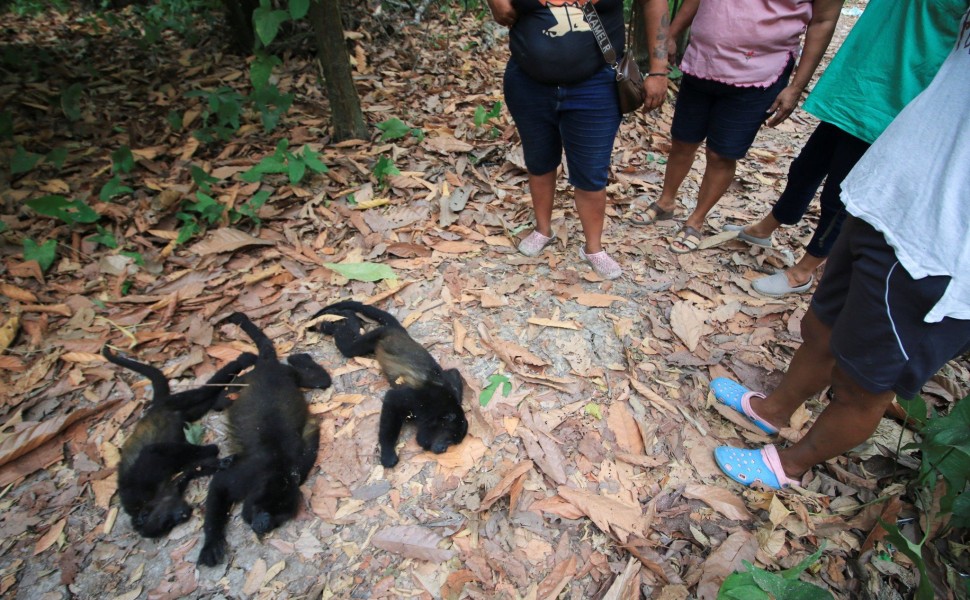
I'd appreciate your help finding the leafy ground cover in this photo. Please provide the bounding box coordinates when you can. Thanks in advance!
[0,2,967,599]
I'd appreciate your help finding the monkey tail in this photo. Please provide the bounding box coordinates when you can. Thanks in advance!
[314,300,404,329]
[102,346,171,401]
[227,312,278,361]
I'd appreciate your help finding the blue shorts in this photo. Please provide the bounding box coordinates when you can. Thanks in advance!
[670,60,794,160]
[503,59,622,191]
[812,217,970,399]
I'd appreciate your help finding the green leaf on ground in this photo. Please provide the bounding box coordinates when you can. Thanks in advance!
[324,262,397,282]
[23,239,57,272]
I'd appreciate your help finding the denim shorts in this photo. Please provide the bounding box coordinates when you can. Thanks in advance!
[503,59,622,191]
[812,217,970,399]
[670,59,794,159]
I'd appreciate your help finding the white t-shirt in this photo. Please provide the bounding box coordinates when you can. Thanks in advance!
[840,10,970,323]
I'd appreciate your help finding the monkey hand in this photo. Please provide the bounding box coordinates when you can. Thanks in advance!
[380,449,399,468]
[198,538,227,567]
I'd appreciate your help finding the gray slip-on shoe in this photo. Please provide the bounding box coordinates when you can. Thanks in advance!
[724,224,772,248]
[752,272,814,297]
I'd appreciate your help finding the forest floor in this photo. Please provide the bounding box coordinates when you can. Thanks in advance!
[1,1,968,599]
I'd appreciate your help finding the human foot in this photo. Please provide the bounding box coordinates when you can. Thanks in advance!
[752,271,814,297]
[517,230,555,257]
[579,247,622,279]
[710,377,779,434]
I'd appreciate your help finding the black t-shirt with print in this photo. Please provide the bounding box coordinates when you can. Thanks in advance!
[509,0,625,85]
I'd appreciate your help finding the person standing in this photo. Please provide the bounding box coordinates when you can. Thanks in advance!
[711,9,970,489]
[727,0,970,296]
[487,0,669,279]
[629,0,842,254]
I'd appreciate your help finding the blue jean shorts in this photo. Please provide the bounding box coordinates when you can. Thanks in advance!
[670,59,794,159]
[503,59,622,191]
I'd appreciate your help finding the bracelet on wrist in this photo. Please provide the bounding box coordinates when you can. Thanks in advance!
[646,72,668,77]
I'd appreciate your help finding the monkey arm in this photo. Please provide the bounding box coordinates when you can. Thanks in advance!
[296,418,321,484]
[198,469,238,566]
[379,390,414,468]
[287,354,332,389]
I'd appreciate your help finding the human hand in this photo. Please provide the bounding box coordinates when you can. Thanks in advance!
[487,0,517,27]
[666,37,678,65]
[765,85,802,127]
[642,75,667,111]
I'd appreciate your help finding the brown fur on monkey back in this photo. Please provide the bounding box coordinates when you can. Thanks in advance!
[375,329,439,389]
[119,410,184,473]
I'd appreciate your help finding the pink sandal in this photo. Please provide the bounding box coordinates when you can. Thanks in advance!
[518,230,555,257]
[580,247,622,280]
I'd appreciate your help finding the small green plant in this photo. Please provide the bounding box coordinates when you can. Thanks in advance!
[25,195,99,225]
[10,145,42,175]
[120,250,145,266]
[377,118,424,142]
[185,87,247,142]
[100,176,134,201]
[23,239,57,272]
[241,139,328,185]
[46,147,68,170]
[372,156,400,190]
[473,101,503,138]
[250,84,294,133]
[479,374,511,407]
[88,225,118,249]
[884,393,970,600]
[230,189,272,226]
[60,82,84,122]
[718,545,832,600]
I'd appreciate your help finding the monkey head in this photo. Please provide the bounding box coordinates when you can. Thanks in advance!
[415,368,468,455]
[129,489,193,538]
[242,472,301,536]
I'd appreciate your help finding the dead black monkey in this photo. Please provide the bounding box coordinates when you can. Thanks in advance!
[197,312,331,567]
[311,300,468,468]
[103,346,257,538]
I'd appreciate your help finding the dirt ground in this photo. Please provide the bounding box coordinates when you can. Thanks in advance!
[1,1,967,598]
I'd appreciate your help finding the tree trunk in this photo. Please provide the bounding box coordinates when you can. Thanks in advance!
[222,0,259,54]
[308,0,368,142]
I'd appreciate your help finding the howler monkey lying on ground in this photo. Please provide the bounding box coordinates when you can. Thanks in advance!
[103,346,257,538]
[311,300,468,468]
[197,312,331,567]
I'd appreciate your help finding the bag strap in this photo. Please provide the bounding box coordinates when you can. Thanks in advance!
[581,1,618,67]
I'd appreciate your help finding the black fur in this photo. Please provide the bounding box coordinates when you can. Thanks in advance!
[311,300,468,468]
[103,346,257,538]
[197,312,331,567]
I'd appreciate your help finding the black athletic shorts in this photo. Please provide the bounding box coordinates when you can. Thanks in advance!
[811,216,970,399]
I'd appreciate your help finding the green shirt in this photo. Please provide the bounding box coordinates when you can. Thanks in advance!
[803,0,969,143]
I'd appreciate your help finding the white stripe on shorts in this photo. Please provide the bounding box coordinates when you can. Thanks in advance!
[885,261,910,361]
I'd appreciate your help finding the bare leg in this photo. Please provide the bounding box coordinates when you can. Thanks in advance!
[655,139,702,213]
[786,254,826,287]
[778,366,895,477]
[749,308,836,427]
[575,188,607,254]
[528,171,557,237]
[683,148,737,231]
[744,213,782,238]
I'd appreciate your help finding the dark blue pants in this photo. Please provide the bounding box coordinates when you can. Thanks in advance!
[771,121,871,258]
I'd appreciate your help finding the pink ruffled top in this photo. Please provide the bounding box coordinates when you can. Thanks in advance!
[681,0,813,88]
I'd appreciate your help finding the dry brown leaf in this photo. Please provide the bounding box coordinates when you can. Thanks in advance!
[424,135,474,154]
[0,399,120,468]
[486,338,549,367]
[767,494,791,526]
[0,284,37,303]
[528,496,586,520]
[669,301,704,351]
[696,530,758,600]
[431,240,482,254]
[601,557,641,600]
[558,486,644,542]
[371,525,455,562]
[697,230,739,250]
[0,315,19,353]
[242,559,268,595]
[606,402,645,455]
[628,377,678,415]
[60,351,104,363]
[527,317,581,330]
[573,293,626,307]
[188,228,274,255]
[33,518,66,555]
[480,292,508,308]
[537,555,578,600]
[683,484,753,521]
[479,460,534,511]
